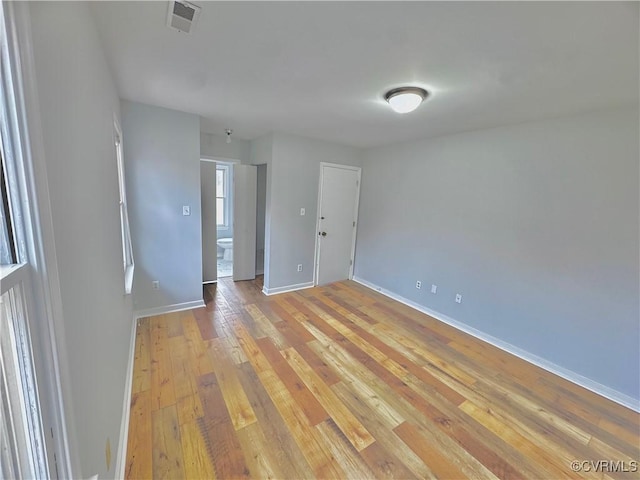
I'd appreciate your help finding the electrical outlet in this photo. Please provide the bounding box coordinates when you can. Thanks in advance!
[300,208,305,216]
[415,280,421,289]
[297,264,303,272]
[152,280,160,290]
[455,293,462,304]
[431,284,437,294]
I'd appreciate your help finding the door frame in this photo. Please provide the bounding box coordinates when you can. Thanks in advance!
[313,162,362,286]
[200,156,241,284]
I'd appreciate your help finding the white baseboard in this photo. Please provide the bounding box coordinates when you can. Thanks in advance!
[262,281,314,296]
[352,276,640,413]
[133,299,205,319]
[114,318,137,479]
[202,280,217,285]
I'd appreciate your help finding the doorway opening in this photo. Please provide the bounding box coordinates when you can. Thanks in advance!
[216,162,233,278]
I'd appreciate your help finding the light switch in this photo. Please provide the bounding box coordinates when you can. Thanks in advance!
[182,205,191,216]
[300,208,305,216]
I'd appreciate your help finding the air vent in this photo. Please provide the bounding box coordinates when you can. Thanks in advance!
[166,1,201,34]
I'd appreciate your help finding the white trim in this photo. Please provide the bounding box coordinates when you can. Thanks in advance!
[314,162,361,286]
[262,281,314,296]
[352,276,640,413]
[202,280,217,285]
[200,155,242,164]
[133,299,205,320]
[114,318,137,480]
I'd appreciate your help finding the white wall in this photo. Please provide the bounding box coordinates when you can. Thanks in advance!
[355,107,640,401]
[122,101,202,312]
[264,133,362,292]
[29,2,134,477]
[201,131,250,163]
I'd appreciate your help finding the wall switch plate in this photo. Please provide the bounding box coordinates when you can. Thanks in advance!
[415,281,421,289]
[297,264,303,272]
[152,281,160,290]
[182,205,191,216]
[300,208,305,216]
[455,293,462,304]
[431,284,438,294]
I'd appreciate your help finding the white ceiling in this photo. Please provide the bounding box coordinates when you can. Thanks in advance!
[91,1,639,148]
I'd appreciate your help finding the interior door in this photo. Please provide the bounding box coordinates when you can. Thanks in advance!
[316,164,361,285]
[233,164,257,281]
[200,161,217,283]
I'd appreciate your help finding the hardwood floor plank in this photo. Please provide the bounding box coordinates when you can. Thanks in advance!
[151,405,184,479]
[180,420,217,480]
[193,306,218,341]
[256,337,329,426]
[235,422,286,480]
[125,390,152,480]
[125,277,639,479]
[197,372,250,479]
[236,362,315,479]
[315,418,377,479]
[150,316,175,411]
[281,346,375,452]
[208,338,258,431]
[131,318,151,394]
[394,421,468,480]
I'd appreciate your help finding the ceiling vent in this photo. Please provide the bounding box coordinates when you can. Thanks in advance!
[166,1,201,34]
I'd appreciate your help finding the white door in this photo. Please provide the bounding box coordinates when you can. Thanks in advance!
[315,164,361,285]
[200,161,217,283]
[233,164,257,281]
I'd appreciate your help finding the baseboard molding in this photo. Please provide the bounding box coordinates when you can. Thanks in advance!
[202,280,217,285]
[114,317,138,479]
[262,281,314,296]
[134,299,205,319]
[352,276,640,413]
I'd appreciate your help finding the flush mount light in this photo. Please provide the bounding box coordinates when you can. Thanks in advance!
[384,87,429,114]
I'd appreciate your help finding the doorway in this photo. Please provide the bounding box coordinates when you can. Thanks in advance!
[215,162,233,278]
[314,163,361,285]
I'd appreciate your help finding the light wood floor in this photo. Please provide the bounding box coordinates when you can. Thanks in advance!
[125,277,639,479]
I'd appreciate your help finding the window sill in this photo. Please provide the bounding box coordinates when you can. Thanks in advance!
[124,264,134,295]
[1,263,28,295]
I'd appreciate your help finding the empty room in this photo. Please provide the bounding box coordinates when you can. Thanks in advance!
[0,1,638,479]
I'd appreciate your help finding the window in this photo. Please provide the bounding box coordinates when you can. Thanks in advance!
[1,89,47,480]
[114,123,134,294]
[216,165,229,227]
[1,3,70,477]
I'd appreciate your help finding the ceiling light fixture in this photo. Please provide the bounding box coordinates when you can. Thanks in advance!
[225,128,233,144]
[384,86,428,114]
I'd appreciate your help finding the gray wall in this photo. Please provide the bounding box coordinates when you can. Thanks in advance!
[265,133,362,291]
[355,107,640,400]
[122,101,202,311]
[201,131,250,163]
[29,2,134,477]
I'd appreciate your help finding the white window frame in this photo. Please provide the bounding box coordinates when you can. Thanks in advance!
[114,119,134,294]
[216,164,230,229]
[0,3,74,477]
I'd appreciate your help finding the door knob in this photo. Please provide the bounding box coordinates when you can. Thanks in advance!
[320,232,327,236]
